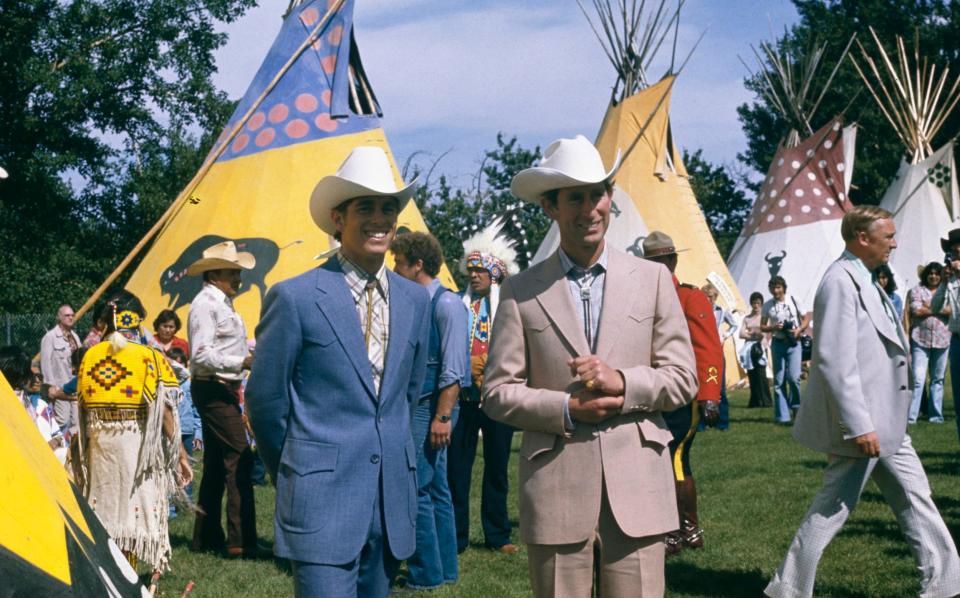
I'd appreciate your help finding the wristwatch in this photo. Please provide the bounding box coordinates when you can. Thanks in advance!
[435,414,452,423]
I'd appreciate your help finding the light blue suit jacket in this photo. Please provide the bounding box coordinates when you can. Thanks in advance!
[246,258,430,564]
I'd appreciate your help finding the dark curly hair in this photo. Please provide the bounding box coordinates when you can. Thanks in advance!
[390,232,444,278]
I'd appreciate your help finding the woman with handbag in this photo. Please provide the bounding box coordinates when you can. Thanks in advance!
[740,292,772,408]
[760,276,811,423]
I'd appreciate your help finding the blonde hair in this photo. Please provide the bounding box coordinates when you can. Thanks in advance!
[841,205,892,241]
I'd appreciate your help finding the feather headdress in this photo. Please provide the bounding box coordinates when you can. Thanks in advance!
[460,217,519,281]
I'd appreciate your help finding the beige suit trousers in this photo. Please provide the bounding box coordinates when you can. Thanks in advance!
[526,486,665,598]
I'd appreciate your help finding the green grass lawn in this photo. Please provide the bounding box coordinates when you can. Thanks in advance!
[157,389,959,597]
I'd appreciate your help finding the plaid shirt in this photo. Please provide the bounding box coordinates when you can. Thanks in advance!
[338,252,390,393]
[909,284,950,349]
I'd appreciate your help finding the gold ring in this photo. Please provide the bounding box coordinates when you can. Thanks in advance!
[585,379,596,390]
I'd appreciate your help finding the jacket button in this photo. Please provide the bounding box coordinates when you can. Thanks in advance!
[370,454,380,464]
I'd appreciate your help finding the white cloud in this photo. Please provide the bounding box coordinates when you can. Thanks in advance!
[212,0,799,179]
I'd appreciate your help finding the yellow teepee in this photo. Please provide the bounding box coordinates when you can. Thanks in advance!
[0,372,145,595]
[536,2,745,384]
[80,0,451,330]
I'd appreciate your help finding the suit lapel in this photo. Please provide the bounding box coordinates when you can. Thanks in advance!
[595,250,637,361]
[839,260,904,352]
[535,252,591,357]
[381,271,412,399]
[315,261,377,400]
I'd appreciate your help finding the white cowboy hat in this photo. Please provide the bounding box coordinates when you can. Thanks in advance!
[0,166,8,179]
[186,240,256,276]
[310,146,418,235]
[510,135,621,204]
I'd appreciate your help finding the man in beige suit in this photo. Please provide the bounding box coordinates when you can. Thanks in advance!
[483,135,698,597]
[766,206,960,598]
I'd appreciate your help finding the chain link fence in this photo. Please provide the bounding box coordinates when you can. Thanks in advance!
[1,313,94,355]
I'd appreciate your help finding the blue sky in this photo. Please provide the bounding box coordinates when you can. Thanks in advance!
[214,0,800,186]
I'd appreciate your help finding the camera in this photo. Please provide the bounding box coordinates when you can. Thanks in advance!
[945,252,956,264]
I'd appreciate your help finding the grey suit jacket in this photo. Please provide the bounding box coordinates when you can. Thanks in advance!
[793,258,912,458]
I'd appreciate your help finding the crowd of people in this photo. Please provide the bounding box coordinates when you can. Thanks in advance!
[4,135,960,597]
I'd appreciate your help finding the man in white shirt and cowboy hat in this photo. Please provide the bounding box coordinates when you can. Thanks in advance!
[186,240,260,558]
[483,135,697,597]
[246,147,431,597]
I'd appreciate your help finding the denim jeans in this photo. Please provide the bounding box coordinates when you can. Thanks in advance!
[407,395,459,589]
[771,337,802,423]
[909,343,948,422]
[950,335,960,442]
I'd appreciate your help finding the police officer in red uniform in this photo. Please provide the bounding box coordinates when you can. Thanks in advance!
[642,231,723,556]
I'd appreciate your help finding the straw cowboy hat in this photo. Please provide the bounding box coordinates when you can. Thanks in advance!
[186,240,256,276]
[310,146,418,236]
[641,231,689,258]
[510,135,621,204]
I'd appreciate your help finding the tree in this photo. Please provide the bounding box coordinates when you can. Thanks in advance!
[684,149,752,259]
[411,134,545,288]
[0,0,254,313]
[737,0,960,204]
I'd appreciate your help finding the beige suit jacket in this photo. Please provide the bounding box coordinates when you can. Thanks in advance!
[482,248,698,545]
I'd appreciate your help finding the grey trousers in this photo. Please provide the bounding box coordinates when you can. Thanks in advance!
[766,435,960,598]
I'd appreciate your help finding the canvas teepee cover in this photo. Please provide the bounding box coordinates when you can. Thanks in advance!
[534,3,745,384]
[852,29,960,290]
[84,0,450,329]
[727,34,857,308]
[0,374,145,596]
[727,118,857,308]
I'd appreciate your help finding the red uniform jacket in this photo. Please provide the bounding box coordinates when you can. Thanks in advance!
[674,276,723,403]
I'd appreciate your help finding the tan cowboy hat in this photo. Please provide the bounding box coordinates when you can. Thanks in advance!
[310,146,418,236]
[641,231,689,258]
[510,135,621,204]
[186,240,256,276]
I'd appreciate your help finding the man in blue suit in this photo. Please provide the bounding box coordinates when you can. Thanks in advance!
[246,147,430,598]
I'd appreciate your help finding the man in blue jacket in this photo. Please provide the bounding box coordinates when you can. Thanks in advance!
[246,147,430,598]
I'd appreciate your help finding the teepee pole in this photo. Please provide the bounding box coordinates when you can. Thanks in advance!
[76,0,347,319]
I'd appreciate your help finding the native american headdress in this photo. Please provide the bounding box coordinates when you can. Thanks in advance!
[461,218,519,324]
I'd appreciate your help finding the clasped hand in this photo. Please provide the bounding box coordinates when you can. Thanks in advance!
[567,355,626,424]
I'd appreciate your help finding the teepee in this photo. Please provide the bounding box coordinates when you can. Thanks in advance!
[78,0,451,329]
[727,34,857,310]
[851,28,960,290]
[533,0,746,384]
[0,374,145,596]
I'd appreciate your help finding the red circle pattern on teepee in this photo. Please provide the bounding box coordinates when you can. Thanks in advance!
[315,113,338,132]
[321,89,332,106]
[295,93,318,113]
[285,119,309,139]
[247,112,265,131]
[268,104,289,124]
[321,55,337,75]
[255,128,276,147]
[232,134,249,153]
[300,7,319,26]
[742,119,848,236]
[329,25,343,45]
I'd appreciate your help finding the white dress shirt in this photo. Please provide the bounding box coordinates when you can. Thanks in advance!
[188,282,248,381]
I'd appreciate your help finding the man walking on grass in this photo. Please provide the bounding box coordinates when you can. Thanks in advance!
[766,205,960,598]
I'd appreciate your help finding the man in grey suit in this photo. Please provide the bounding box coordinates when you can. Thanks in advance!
[766,205,960,598]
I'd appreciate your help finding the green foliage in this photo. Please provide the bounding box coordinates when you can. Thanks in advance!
[684,149,752,259]
[0,0,253,313]
[412,134,547,288]
[737,0,960,204]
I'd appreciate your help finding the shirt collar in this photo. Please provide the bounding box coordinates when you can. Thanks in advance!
[841,250,873,285]
[338,251,389,297]
[558,244,608,276]
[426,278,442,298]
[202,282,229,303]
